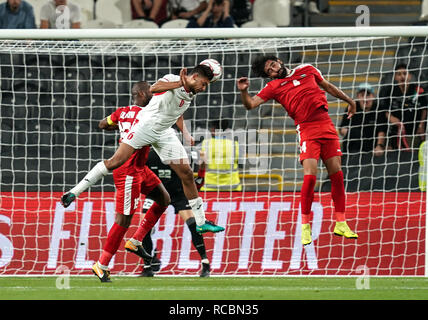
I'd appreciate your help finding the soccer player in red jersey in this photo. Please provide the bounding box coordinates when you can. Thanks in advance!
[237,55,358,246]
[91,81,170,282]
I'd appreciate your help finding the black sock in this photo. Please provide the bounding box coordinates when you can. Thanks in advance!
[142,231,153,266]
[186,217,207,261]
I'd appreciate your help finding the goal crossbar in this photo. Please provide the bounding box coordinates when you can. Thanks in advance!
[0,26,427,40]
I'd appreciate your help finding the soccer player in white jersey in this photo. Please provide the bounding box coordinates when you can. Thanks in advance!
[61,65,224,234]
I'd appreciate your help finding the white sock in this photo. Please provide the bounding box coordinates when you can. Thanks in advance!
[70,161,110,196]
[201,258,209,265]
[130,238,142,246]
[188,197,205,226]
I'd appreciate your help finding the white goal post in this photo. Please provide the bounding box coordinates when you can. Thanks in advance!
[0,26,427,277]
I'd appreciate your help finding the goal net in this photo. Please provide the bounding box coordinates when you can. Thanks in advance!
[0,31,426,276]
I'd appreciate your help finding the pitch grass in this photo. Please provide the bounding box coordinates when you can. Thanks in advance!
[0,277,427,300]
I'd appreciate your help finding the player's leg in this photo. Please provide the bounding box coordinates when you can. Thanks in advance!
[323,154,358,239]
[153,130,224,234]
[93,167,144,282]
[127,182,170,246]
[61,143,136,207]
[179,209,211,277]
[126,167,170,260]
[300,158,318,246]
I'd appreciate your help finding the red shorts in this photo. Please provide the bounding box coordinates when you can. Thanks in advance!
[297,119,342,162]
[113,165,161,216]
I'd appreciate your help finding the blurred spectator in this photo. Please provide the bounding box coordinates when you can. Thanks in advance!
[169,0,207,20]
[379,63,427,151]
[187,0,235,28]
[0,0,36,29]
[40,0,81,29]
[201,119,241,192]
[339,83,387,157]
[294,0,320,14]
[229,0,252,27]
[131,0,169,26]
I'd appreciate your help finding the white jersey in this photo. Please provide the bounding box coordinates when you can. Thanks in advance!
[136,74,194,133]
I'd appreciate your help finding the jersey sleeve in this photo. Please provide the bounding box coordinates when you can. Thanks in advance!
[109,107,124,124]
[256,82,275,102]
[159,74,180,82]
[309,65,324,83]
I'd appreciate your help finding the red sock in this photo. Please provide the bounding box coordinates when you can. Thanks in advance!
[132,202,167,242]
[300,175,316,224]
[330,171,346,221]
[99,223,128,266]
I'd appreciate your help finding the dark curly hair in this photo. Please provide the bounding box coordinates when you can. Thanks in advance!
[251,55,279,78]
[190,64,214,82]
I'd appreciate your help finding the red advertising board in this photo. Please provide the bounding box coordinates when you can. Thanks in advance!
[0,192,425,276]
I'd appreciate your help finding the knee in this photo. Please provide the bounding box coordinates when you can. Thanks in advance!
[160,191,171,207]
[115,214,132,228]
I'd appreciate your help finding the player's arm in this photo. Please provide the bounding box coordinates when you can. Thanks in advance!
[98,115,118,131]
[194,150,206,190]
[318,79,356,119]
[176,115,195,146]
[150,69,187,93]
[237,77,265,110]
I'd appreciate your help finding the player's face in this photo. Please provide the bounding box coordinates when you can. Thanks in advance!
[133,89,152,107]
[264,60,288,79]
[189,74,210,94]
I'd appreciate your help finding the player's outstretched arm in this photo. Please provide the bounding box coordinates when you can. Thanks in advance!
[319,79,356,119]
[150,68,187,93]
[237,77,265,110]
[99,116,118,131]
[176,115,195,146]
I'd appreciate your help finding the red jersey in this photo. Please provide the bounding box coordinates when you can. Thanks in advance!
[109,106,150,170]
[257,64,330,126]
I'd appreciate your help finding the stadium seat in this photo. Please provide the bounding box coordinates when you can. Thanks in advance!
[95,0,127,26]
[113,0,132,24]
[82,18,118,29]
[122,19,159,28]
[161,19,189,28]
[240,20,276,28]
[254,0,291,27]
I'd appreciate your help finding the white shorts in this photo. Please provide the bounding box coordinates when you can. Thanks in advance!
[122,125,188,162]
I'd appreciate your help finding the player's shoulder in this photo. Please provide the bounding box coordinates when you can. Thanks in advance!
[294,63,318,72]
[159,73,180,82]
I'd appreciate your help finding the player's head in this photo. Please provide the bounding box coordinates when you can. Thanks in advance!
[187,64,214,94]
[132,81,152,107]
[394,63,411,86]
[251,55,288,79]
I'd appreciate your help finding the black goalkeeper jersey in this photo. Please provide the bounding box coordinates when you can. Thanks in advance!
[146,149,183,194]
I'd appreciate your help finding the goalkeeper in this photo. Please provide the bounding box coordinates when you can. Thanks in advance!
[237,56,358,246]
[135,147,211,277]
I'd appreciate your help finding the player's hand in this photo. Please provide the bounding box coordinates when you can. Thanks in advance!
[179,68,188,87]
[237,77,249,91]
[183,131,195,146]
[347,100,357,119]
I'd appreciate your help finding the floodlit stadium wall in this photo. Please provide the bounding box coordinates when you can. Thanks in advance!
[0,27,427,276]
